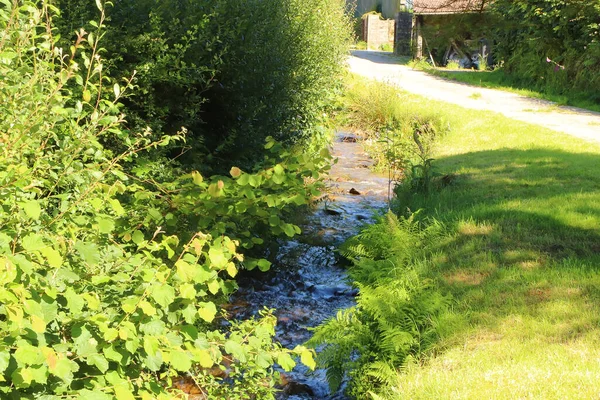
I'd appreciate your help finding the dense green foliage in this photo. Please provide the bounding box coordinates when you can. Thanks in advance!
[53,0,352,172]
[0,0,351,397]
[309,214,448,399]
[417,1,599,105]
[491,0,600,100]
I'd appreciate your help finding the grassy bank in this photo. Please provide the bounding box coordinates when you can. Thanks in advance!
[412,63,600,113]
[392,94,600,399]
[326,75,600,398]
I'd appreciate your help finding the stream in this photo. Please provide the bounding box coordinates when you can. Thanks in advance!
[232,132,389,398]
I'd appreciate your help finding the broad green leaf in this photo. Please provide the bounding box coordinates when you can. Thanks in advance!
[143,337,162,371]
[21,200,41,220]
[72,325,98,357]
[0,232,12,251]
[272,173,286,184]
[151,284,175,308]
[114,385,135,400]
[74,241,100,266]
[175,260,196,282]
[96,216,115,234]
[170,350,192,372]
[224,340,246,363]
[0,350,10,373]
[248,175,262,188]
[226,262,238,277]
[256,352,272,369]
[140,320,165,336]
[78,389,111,400]
[31,315,46,333]
[139,301,156,316]
[40,247,63,268]
[257,259,271,272]
[103,328,119,342]
[268,215,280,227]
[208,247,228,269]
[300,348,316,370]
[132,230,144,244]
[64,288,85,314]
[277,352,296,372]
[207,279,220,295]
[22,233,45,252]
[197,349,213,368]
[103,344,124,363]
[283,223,296,237]
[179,283,196,299]
[197,302,217,323]
[237,174,250,186]
[121,297,138,313]
[82,293,100,310]
[0,257,17,284]
[14,341,45,366]
[87,353,109,373]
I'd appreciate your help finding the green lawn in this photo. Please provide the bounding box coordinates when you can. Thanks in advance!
[387,95,600,398]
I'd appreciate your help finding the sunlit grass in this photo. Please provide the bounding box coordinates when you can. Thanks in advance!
[355,82,600,398]
[418,66,600,113]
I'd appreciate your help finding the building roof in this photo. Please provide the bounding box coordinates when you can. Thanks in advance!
[413,0,487,14]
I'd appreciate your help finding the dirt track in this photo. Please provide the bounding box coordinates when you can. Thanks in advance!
[348,51,600,143]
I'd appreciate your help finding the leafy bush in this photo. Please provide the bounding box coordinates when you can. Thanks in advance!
[0,2,322,398]
[53,0,352,172]
[309,213,448,398]
[491,0,600,101]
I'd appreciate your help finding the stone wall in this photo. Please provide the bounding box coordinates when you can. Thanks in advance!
[362,14,395,50]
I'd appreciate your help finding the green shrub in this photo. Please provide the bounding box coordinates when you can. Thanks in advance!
[491,0,600,101]
[53,0,352,172]
[309,213,448,398]
[0,2,322,398]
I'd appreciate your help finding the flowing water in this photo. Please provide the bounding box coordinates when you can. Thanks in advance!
[232,132,389,398]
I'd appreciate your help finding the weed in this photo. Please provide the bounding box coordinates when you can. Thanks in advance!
[445,60,460,70]
[379,43,393,52]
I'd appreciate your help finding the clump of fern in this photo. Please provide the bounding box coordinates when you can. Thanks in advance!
[309,213,449,398]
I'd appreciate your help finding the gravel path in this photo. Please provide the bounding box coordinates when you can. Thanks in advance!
[348,50,600,143]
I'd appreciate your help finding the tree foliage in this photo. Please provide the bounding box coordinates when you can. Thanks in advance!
[491,0,600,99]
[52,0,352,172]
[0,1,334,397]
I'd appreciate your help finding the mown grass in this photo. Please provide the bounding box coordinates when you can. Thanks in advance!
[345,75,600,398]
[410,62,600,113]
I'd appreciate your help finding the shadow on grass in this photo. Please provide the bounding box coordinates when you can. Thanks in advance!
[396,147,600,342]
